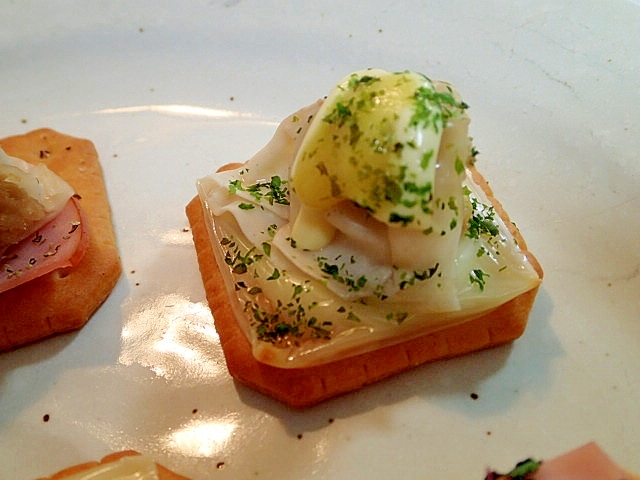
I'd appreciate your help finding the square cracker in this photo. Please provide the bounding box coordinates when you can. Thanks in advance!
[185,167,542,408]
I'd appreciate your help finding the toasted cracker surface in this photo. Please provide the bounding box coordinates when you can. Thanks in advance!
[37,450,190,480]
[186,166,542,408]
[0,129,121,351]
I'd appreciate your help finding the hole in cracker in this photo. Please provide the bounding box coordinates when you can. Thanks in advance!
[57,268,72,279]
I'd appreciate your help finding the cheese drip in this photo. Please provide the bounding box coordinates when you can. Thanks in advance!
[0,147,74,253]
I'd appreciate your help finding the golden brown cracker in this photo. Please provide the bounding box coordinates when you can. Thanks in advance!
[0,129,121,351]
[186,166,542,408]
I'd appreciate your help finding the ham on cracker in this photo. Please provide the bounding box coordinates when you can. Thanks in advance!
[0,129,121,351]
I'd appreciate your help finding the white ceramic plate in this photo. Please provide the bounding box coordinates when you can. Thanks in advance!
[1,1,639,478]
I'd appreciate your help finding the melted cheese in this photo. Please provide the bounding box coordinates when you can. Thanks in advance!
[197,70,540,368]
[290,69,470,257]
[0,147,74,252]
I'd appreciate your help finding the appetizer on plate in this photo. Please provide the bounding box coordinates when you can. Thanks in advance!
[187,68,543,407]
[485,442,640,480]
[36,450,189,480]
[0,129,121,351]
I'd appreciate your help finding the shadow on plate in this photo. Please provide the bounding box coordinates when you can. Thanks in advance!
[0,277,130,431]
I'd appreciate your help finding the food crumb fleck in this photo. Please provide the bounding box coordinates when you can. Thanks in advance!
[21,118,28,124]
[216,461,225,469]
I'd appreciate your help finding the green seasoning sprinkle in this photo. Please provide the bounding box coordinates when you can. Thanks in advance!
[324,101,353,127]
[507,459,542,478]
[410,84,467,132]
[229,175,290,207]
[487,458,542,479]
[267,267,280,280]
[398,264,440,290]
[385,312,409,324]
[317,256,368,292]
[421,150,434,169]
[221,237,264,275]
[347,73,380,90]
[388,212,415,226]
[220,237,333,343]
[464,187,500,240]
[469,268,489,291]
[246,280,332,343]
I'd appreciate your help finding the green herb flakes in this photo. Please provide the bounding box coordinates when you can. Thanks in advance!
[469,268,489,291]
[228,175,290,208]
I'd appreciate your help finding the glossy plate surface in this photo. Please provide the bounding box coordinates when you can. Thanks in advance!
[1,1,639,478]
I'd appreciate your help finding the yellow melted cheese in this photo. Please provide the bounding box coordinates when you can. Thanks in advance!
[291,69,470,254]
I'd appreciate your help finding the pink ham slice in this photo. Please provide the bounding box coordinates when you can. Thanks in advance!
[0,197,88,293]
[535,442,632,480]
[486,442,637,479]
